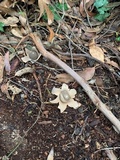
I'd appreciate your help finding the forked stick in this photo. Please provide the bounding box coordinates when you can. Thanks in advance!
[29,32,120,133]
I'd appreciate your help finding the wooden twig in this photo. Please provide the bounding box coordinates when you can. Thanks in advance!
[29,32,120,133]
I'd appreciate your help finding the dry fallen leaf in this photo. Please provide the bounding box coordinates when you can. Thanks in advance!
[11,27,23,38]
[0,16,19,26]
[19,14,31,34]
[4,51,11,75]
[22,0,35,4]
[15,67,34,77]
[1,82,22,101]
[47,147,54,160]
[105,57,120,70]
[47,25,55,42]
[1,83,11,99]
[19,14,27,26]
[95,77,103,87]
[44,3,54,25]
[83,24,105,33]
[89,39,104,62]
[78,67,95,81]
[38,0,54,25]
[79,0,95,17]
[0,5,18,16]
[10,58,20,73]
[55,67,95,83]
[0,55,4,83]
[8,83,22,101]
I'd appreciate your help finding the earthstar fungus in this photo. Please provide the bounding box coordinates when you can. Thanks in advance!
[50,83,81,113]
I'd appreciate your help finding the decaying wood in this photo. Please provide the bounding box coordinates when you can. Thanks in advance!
[29,32,120,133]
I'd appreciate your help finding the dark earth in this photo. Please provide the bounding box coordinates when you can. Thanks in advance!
[0,0,120,159]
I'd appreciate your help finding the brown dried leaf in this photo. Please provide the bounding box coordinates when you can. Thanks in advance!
[0,55,4,83]
[4,51,11,75]
[105,57,120,70]
[55,73,74,83]
[47,25,55,42]
[38,0,45,18]
[89,39,104,62]
[55,67,95,83]
[38,0,53,25]
[19,14,27,27]
[0,34,9,43]
[0,16,19,26]
[0,0,12,8]
[84,24,105,33]
[0,5,18,16]
[22,0,35,4]
[11,27,23,38]
[10,58,20,73]
[44,3,54,25]
[79,0,95,17]
[95,77,103,87]
[78,67,95,81]
[1,83,11,99]
[8,83,22,101]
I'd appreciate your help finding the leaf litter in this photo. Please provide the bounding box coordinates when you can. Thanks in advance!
[0,0,120,159]
[54,67,95,83]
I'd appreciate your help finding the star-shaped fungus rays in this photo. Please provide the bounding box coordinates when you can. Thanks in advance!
[50,83,81,113]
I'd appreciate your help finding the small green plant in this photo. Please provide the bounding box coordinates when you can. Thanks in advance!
[94,0,110,21]
[43,2,69,21]
[115,32,120,42]
[116,36,120,42]
[0,22,5,32]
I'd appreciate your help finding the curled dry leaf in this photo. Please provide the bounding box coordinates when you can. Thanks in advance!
[38,0,54,25]
[79,0,95,17]
[15,67,34,77]
[50,83,81,113]
[105,57,120,70]
[1,83,11,99]
[0,16,19,26]
[19,14,27,26]
[44,3,54,25]
[78,67,95,81]
[11,27,23,38]
[21,0,35,4]
[82,23,105,33]
[47,25,55,42]
[4,51,11,75]
[8,83,22,101]
[10,58,20,73]
[55,67,95,83]
[0,5,18,16]
[1,83,22,101]
[47,147,54,160]
[89,39,104,62]
[0,55,4,83]
[19,14,31,34]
